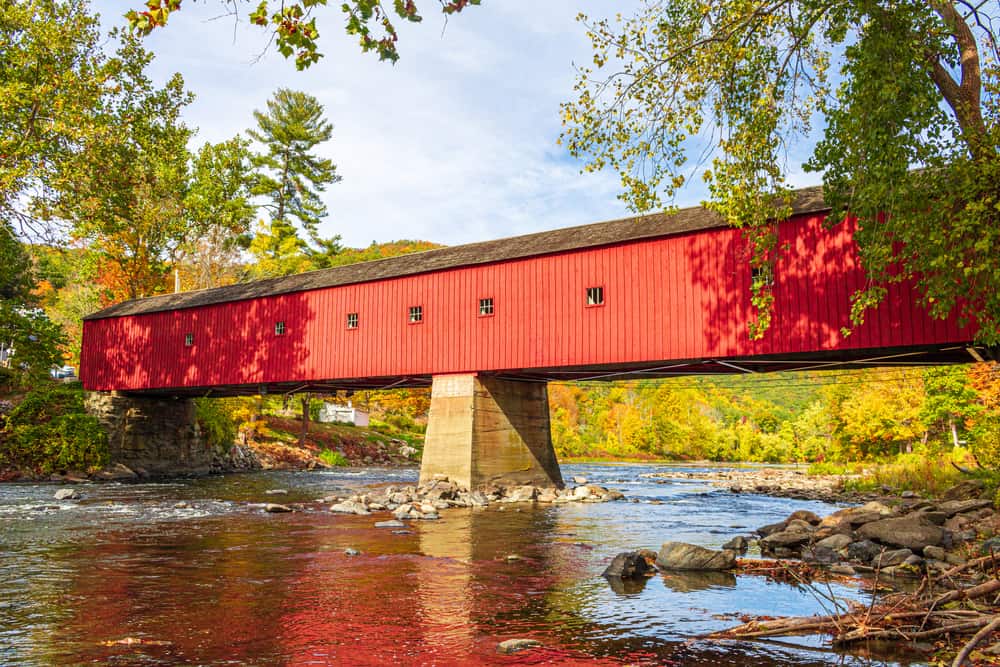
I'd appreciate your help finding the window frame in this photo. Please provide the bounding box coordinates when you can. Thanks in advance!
[408,305,423,325]
[274,321,286,336]
[478,297,495,318]
[184,332,194,347]
[586,285,605,308]
[346,312,359,330]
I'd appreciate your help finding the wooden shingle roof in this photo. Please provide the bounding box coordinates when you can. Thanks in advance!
[85,185,828,320]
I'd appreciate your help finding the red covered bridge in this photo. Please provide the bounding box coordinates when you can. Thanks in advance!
[80,186,980,487]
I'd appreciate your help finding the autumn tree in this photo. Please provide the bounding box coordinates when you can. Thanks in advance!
[248,88,342,277]
[126,0,481,69]
[46,34,193,302]
[561,2,1000,342]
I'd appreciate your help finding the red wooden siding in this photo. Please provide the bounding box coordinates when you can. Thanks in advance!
[80,212,973,392]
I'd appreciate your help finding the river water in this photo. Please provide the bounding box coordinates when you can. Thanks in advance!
[0,464,926,666]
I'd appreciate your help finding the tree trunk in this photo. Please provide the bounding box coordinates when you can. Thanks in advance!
[300,392,310,447]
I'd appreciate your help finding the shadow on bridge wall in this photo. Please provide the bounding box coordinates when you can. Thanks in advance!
[85,291,318,395]
[684,212,969,361]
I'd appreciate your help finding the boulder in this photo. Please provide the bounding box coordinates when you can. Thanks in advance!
[96,463,139,481]
[915,510,947,526]
[265,489,288,495]
[722,536,749,552]
[801,546,839,564]
[980,537,1000,555]
[857,516,944,550]
[602,552,654,579]
[497,639,542,655]
[941,479,986,501]
[264,503,293,513]
[572,476,588,485]
[816,534,853,551]
[787,509,821,525]
[572,486,592,500]
[53,488,79,501]
[375,520,406,528]
[656,542,736,571]
[505,486,538,502]
[923,545,946,561]
[847,539,883,564]
[330,500,371,516]
[874,548,913,567]
[760,530,812,549]
[937,499,993,517]
[756,521,787,537]
[785,519,815,533]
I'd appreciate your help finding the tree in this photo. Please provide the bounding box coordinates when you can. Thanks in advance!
[180,137,257,289]
[126,0,481,69]
[0,222,64,386]
[248,88,341,277]
[45,34,194,302]
[0,0,105,240]
[561,2,999,342]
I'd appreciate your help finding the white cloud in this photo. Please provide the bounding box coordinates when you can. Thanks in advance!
[92,1,823,248]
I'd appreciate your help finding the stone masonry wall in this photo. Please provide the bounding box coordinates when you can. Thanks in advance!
[84,391,212,476]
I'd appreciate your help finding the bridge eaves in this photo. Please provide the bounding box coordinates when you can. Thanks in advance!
[85,185,828,320]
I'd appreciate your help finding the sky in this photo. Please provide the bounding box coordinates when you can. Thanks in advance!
[92,1,822,249]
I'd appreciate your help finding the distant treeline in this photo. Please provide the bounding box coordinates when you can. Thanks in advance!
[549,364,1000,467]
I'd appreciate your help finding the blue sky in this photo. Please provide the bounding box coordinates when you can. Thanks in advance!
[94,1,822,248]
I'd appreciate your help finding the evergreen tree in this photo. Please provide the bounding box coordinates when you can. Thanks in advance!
[249,88,341,276]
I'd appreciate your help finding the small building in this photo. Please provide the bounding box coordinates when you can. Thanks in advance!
[317,401,369,427]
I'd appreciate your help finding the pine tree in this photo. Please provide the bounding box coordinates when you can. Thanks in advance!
[248,88,341,276]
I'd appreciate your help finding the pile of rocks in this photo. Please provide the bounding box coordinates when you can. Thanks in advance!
[325,475,626,520]
[751,497,996,577]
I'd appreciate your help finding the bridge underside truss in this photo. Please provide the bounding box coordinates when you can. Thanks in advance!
[119,343,989,399]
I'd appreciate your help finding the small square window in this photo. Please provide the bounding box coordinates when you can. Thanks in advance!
[586,286,604,307]
[479,297,494,317]
[751,265,775,287]
[275,321,286,336]
[409,305,423,324]
[184,332,194,347]
[346,312,359,329]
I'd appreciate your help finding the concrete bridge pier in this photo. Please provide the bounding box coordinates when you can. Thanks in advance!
[418,374,564,490]
[84,392,211,476]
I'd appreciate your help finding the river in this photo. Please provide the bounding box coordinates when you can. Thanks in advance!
[0,464,927,666]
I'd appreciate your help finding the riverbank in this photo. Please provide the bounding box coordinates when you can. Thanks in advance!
[644,466,863,502]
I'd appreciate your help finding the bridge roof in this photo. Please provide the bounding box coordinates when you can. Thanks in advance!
[85,185,828,320]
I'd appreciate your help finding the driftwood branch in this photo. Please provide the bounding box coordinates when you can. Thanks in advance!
[952,615,1000,667]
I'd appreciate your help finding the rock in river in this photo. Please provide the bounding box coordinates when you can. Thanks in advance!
[497,639,542,655]
[656,542,736,571]
[857,515,944,550]
[602,551,654,579]
[264,503,292,513]
[330,500,371,516]
[54,489,80,501]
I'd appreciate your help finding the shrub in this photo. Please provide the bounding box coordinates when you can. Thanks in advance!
[194,398,237,451]
[0,385,108,474]
[318,449,348,467]
[841,449,977,497]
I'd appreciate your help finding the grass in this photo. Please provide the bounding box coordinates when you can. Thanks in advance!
[318,449,349,467]
[838,449,998,499]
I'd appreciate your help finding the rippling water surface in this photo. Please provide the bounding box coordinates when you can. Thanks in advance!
[0,464,927,666]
